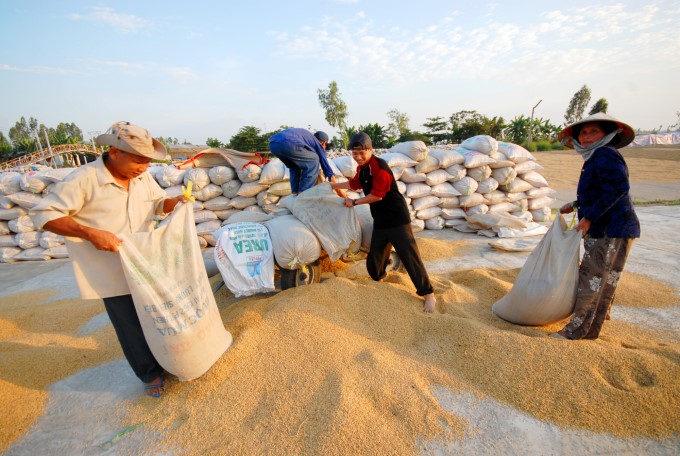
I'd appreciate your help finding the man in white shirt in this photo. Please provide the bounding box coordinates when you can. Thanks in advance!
[31,121,185,397]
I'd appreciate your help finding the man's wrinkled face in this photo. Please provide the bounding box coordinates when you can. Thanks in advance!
[108,148,151,180]
[351,147,372,166]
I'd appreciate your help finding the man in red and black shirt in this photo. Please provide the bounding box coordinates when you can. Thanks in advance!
[331,132,436,312]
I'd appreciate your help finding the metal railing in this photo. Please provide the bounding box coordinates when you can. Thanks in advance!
[0,144,101,171]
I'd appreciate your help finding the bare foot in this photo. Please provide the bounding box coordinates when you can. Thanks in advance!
[423,293,436,313]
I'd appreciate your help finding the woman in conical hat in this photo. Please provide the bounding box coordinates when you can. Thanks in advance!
[551,113,640,340]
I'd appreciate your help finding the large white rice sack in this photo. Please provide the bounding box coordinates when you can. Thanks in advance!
[257,191,280,207]
[465,204,489,216]
[214,209,240,221]
[483,190,507,205]
[445,164,466,182]
[391,167,405,180]
[15,231,41,249]
[412,195,441,211]
[461,135,498,155]
[202,196,231,211]
[459,193,485,208]
[20,173,51,194]
[45,244,69,259]
[497,142,536,163]
[0,207,28,220]
[416,206,442,220]
[441,208,467,219]
[506,192,527,203]
[236,164,262,183]
[353,204,373,252]
[163,185,184,198]
[378,152,418,168]
[0,246,21,262]
[0,221,9,235]
[514,160,544,174]
[521,171,549,188]
[527,186,556,198]
[411,219,425,233]
[427,149,464,168]
[0,173,22,195]
[333,156,358,178]
[399,167,427,183]
[531,207,552,222]
[488,151,515,168]
[425,169,452,186]
[237,182,269,198]
[0,195,13,210]
[194,210,219,223]
[229,196,257,210]
[41,168,76,182]
[424,216,445,230]
[491,167,517,186]
[184,168,211,191]
[195,220,222,236]
[267,181,292,197]
[462,150,496,168]
[431,182,461,198]
[9,215,36,233]
[438,196,460,208]
[505,177,534,194]
[405,183,432,199]
[527,196,554,211]
[223,211,272,225]
[13,247,50,261]
[477,177,499,194]
[453,177,478,196]
[415,156,439,174]
[466,165,492,182]
[193,184,223,201]
[467,212,529,230]
[6,192,43,209]
[0,235,17,247]
[208,166,237,185]
[389,141,428,161]
[396,181,407,195]
[158,166,186,187]
[221,181,242,198]
[259,158,288,184]
[488,202,520,213]
[263,214,321,268]
[39,231,65,249]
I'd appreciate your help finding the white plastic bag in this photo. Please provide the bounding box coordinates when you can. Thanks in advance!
[214,222,275,297]
[492,215,581,325]
[118,203,233,381]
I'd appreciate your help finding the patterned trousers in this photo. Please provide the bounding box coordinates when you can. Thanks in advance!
[559,237,634,340]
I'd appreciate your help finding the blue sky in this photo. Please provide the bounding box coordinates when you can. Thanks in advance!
[1,0,679,145]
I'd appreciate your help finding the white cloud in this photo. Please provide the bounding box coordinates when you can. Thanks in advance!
[0,64,68,74]
[69,7,153,34]
[162,66,198,82]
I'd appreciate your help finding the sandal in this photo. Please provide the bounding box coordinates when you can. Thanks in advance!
[144,377,164,398]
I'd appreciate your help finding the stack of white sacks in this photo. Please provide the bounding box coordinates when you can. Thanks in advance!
[0,135,555,263]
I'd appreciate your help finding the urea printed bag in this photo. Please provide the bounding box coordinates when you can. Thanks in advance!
[118,203,233,381]
[214,222,275,297]
[492,214,581,325]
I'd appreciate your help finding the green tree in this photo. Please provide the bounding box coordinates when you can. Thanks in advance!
[422,116,449,144]
[206,138,224,148]
[0,132,13,161]
[588,98,608,115]
[564,85,592,126]
[228,126,269,152]
[53,122,83,143]
[357,123,389,149]
[8,116,38,145]
[448,110,505,143]
[318,81,349,146]
[386,108,410,139]
[397,131,431,145]
[503,115,531,145]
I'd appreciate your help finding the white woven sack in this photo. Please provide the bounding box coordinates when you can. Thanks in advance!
[237,182,269,198]
[0,195,13,210]
[459,193,485,208]
[263,214,321,268]
[10,216,36,233]
[333,156,358,178]
[13,247,50,261]
[415,155,439,174]
[445,218,468,227]
[378,152,418,168]
[0,173,22,195]
[477,177,499,194]
[6,191,43,209]
[220,181,242,198]
[229,196,257,210]
[521,171,549,188]
[411,219,425,233]
[467,165,492,182]
[15,231,41,249]
[353,203,373,252]
[467,212,528,230]
[488,151,515,169]
[428,149,464,168]
[396,181,407,195]
[42,168,76,183]
[527,196,553,211]
[39,231,65,249]
[158,166,186,187]
[412,195,441,211]
[462,150,496,168]
[465,204,489,216]
[431,182,461,198]
[491,167,517,186]
[445,164,466,182]
[495,222,548,238]
[405,182,432,199]
[461,135,498,154]
[45,244,69,259]
[195,220,222,236]
[492,215,580,325]
[194,210,219,223]
[184,168,211,191]
[237,164,262,183]
[194,184,224,202]
[497,142,536,164]
[0,221,9,235]
[20,174,51,194]
[441,208,467,219]
[399,167,427,183]
[0,207,28,220]
[289,183,361,262]
[208,166,237,185]
[0,235,17,247]
[425,169,452,186]
[214,209,239,221]
[192,201,204,212]
[438,196,460,208]
[0,246,21,262]
[453,177,478,196]
[119,203,233,381]
[483,190,507,205]
[527,187,556,198]
[391,167,405,180]
[505,177,534,194]
[267,181,292,196]
[514,161,544,174]
[258,158,287,184]
[506,192,527,202]
[424,216,445,230]
[531,207,552,222]
[389,141,428,161]
[202,196,231,211]
[257,190,280,207]
[223,211,272,225]
[163,185,184,199]
[416,206,442,220]
[488,202,520,213]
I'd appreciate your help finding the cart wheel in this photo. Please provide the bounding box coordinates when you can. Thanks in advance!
[280,260,321,290]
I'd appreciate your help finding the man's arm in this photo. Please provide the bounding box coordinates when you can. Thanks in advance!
[43,217,123,252]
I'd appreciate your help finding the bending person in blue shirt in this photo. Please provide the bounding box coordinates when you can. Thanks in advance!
[552,113,640,340]
[268,128,340,194]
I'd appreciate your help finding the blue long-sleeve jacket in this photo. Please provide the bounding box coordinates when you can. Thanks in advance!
[268,128,334,179]
[576,146,640,238]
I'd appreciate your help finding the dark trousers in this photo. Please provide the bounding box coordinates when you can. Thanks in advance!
[268,142,320,193]
[103,294,164,383]
[367,223,434,296]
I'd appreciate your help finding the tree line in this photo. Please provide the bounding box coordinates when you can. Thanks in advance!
[3,83,679,161]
